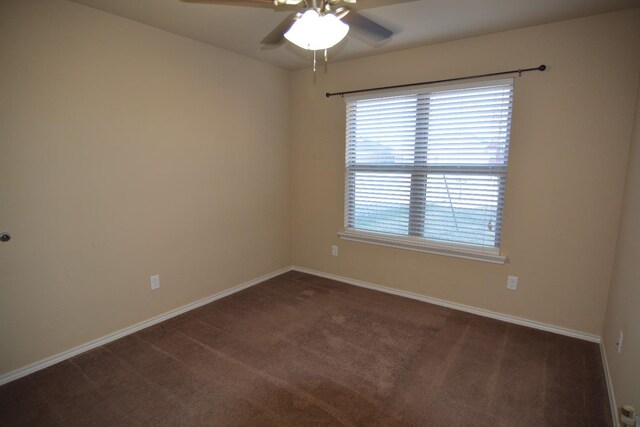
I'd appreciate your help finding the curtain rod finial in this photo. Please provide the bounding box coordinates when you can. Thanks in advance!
[538,64,547,71]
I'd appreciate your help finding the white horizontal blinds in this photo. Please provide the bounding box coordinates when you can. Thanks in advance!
[345,80,513,249]
[423,174,503,247]
[346,93,419,236]
[350,172,411,235]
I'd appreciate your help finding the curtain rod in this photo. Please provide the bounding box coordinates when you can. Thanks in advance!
[325,64,547,98]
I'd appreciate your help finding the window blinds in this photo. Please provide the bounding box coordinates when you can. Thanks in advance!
[344,79,513,251]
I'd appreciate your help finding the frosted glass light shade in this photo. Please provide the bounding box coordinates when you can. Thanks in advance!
[284,10,349,50]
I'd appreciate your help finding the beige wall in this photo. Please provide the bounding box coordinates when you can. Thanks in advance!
[290,9,640,336]
[603,76,640,415]
[0,0,290,375]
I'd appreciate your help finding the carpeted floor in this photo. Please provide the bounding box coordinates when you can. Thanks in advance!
[0,271,611,426]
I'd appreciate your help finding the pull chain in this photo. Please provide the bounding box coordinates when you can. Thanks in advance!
[312,49,329,75]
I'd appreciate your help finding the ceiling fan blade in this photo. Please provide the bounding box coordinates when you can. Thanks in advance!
[180,0,275,8]
[342,9,392,41]
[348,0,418,10]
[261,12,299,45]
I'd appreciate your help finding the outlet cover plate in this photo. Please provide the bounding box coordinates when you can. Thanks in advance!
[616,330,623,353]
[150,275,160,290]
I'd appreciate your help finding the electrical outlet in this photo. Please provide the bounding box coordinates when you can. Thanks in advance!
[150,275,160,290]
[616,330,624,353]
[507,275,518,290]
[332,245,339,256]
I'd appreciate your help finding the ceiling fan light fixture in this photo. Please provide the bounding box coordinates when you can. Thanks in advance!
[284,9,349,51]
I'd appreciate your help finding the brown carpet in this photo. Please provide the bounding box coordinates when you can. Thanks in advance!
[0,271,611,426]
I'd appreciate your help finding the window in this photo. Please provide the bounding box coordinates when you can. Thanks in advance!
[339,79,513,263]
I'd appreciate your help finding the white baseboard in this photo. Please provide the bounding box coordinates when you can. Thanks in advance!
[292,266,601,343]
[0,266,292,386]
[600,341,618,426]
[1,264,604,388]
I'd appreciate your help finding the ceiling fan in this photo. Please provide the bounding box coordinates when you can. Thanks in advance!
[180,0,394,52]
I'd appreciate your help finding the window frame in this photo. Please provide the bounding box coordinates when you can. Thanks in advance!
[339,79,513,264]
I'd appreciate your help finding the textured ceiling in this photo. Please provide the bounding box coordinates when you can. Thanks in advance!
[68,0,640,69]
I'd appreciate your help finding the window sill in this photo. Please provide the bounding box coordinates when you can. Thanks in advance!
[337,230,507,264]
